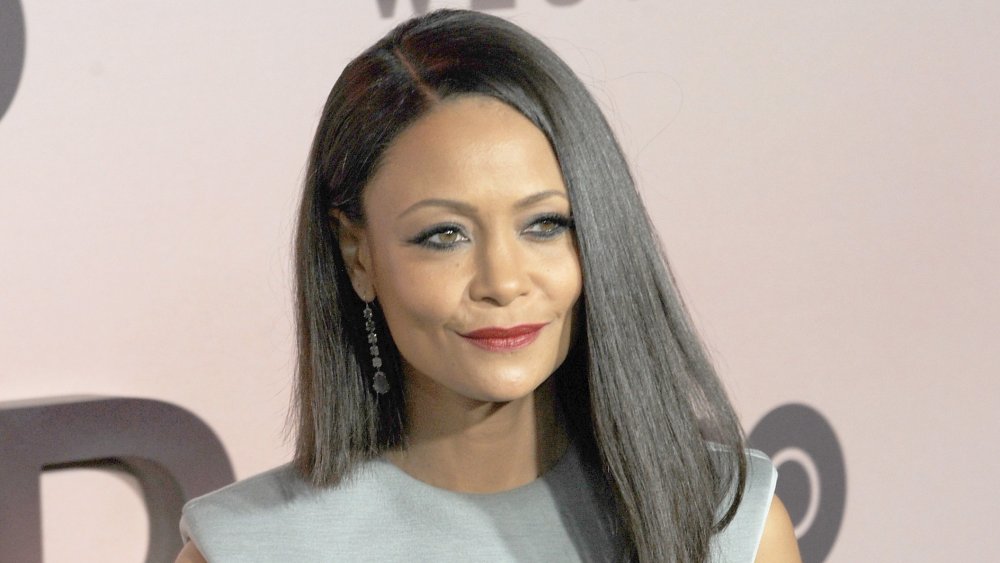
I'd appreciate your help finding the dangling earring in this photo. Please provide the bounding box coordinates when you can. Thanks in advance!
[364,299,389,395]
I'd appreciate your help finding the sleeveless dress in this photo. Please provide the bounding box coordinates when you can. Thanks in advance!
[180,445,776,562]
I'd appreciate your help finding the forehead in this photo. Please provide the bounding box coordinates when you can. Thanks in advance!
[363,96,567,219]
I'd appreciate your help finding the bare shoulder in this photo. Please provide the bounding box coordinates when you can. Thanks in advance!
[754,495,802,563]
[175,541,207,563]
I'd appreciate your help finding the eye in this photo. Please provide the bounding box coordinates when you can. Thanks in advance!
[408,224,470,250]
[523,213,574,239]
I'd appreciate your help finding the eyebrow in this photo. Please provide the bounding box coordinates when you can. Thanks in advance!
[396,190,568,220]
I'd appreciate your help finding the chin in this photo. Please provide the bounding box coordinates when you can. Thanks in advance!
[459,370,552,404]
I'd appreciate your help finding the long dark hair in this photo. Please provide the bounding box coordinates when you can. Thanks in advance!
[293,9,747,562]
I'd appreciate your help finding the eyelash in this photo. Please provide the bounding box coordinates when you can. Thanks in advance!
[408,213,575,251]
[523,213,574,239]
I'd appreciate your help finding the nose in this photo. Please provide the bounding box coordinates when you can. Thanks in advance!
[467,233,531,307]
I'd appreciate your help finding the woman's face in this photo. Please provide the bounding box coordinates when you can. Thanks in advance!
[342,95,582,404]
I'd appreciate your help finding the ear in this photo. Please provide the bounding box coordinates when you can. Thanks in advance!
[330,210,375,301]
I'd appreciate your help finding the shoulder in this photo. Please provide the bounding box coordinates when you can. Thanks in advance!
[181,460,385,528]
[706,445,777,505]
[179,464,308,557]
[753,496,802,563]
[706,446,779,562]
[179,460,396,560]
[742,448,778,501]
[182,463,303,522]
[174,541,207,563]
[180,463,303,546]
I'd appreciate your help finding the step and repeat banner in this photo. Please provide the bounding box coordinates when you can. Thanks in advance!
[1,1,997,562]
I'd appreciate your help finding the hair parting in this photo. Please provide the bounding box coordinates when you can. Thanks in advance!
[292,9,747,562]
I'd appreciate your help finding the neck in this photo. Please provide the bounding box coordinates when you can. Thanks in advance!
[386,375,568,494]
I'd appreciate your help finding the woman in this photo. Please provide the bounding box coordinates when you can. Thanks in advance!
[178,9,800,563]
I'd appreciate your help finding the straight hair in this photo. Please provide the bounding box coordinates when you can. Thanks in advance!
[293,9,747,562]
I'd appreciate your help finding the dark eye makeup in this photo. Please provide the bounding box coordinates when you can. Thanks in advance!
[407,223,470,250]
[407,212,574,251]
[522,212,574,239]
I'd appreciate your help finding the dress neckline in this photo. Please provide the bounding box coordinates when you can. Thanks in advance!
[371,441,580,499]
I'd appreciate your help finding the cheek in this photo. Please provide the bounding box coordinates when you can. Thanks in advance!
[547,245,583,309]
[371,249,464,338]
[551,247,583,347]
[561,268,583,340]
[564,260,584,304]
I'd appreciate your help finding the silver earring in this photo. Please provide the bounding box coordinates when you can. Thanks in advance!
[364,300,389,395]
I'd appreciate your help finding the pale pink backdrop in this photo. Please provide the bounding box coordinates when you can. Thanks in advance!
[1,1,997,561]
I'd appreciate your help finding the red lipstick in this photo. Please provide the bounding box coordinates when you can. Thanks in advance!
[459,323,547,352]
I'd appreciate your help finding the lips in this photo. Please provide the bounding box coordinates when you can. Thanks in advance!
[459,323,548,352]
